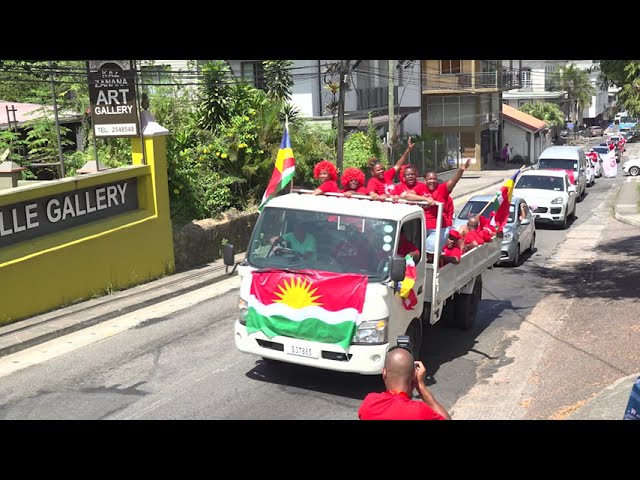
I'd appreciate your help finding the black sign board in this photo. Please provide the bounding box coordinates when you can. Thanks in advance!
[0,178,138,248]
[88,60,139,137]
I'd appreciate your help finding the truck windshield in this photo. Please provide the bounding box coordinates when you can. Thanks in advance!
[247,207,398,280]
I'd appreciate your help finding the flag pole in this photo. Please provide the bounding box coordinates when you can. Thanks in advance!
[477,165,526,216]
[285,115,294,194]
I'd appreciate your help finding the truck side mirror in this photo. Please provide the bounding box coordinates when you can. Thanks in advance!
[390,256,407,282]
[223,243,236,268]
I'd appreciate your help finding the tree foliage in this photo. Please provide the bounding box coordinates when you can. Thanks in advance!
[520,101,565,128]
[263,60,294,103]
[599,60,640,117]
[551,63,595,122]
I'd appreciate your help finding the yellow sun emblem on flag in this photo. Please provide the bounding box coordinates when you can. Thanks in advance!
[274,277,322,309]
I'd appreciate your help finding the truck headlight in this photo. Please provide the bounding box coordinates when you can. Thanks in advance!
[353,319,388,345]
[502,232,513,242]
[551,197,563,204]
[238,298,249,325]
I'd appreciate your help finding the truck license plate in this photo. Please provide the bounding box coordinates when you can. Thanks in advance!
[285,341,319,358]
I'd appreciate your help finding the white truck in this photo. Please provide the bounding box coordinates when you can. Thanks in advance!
[224,191,501,375]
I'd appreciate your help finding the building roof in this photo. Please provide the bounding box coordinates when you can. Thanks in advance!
[0,101,81,130]
[502,104,547,133]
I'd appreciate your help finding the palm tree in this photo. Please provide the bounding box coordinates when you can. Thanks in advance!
[520,102,565,129]
[551,64,596,125]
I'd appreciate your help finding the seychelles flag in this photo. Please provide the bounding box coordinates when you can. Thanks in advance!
[490,169,522,231]
[246,270,367,349]
[259,124,296,211]
[398,255,417,310]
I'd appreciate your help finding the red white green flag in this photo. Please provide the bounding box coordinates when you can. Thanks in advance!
[259,124,296,211]
[490,169,522,231]
[398,255,417,310]
[246,270,367,349]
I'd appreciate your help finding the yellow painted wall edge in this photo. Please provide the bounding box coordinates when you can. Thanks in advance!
[0,135,175,325]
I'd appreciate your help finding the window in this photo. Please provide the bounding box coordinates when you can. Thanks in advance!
[521,68,532,88]
[427,95,476,127]
[241,61,266,90]
[399,219,422,263]
[441,60,461,74]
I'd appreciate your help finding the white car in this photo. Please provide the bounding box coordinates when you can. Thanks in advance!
[513,170,577,230]
[622,158,640,176]
[590,146,616,171]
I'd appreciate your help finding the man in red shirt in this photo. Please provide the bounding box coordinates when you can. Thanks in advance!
[440,229,463,266]
[358,346,450,420]
[366,137,415,200]
[463,215,489,251]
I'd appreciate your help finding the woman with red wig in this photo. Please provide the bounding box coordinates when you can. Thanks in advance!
[312,160,340,195]
[340,167,368,197]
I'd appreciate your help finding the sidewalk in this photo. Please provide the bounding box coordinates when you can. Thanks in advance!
[1,167,638,420]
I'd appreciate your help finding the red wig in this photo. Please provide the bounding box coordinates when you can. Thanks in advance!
[313,160,338,181]
[341,167,365,188]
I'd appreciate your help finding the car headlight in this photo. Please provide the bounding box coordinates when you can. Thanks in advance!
[353,319,388,344]
[502,232,513,242]
[551,197,564,204]
[238,298,249,325]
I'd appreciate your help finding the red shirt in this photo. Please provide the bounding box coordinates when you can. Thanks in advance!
[393,182,429,197]
[443,196,454,228]
[441,245,462,265]
[464,230,485,246]
[398,235,419,257]
[423,183,450,229]
[318,180,339,193]
[358,391,446,420]
[366,168,397,195]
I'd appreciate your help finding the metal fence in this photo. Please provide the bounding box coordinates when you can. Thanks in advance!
[390,138,461,175]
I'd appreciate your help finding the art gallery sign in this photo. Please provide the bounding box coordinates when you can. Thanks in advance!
[0,179,138,248]
[88,60,139,137]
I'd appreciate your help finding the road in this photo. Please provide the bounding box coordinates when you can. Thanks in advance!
[0,153,636,419]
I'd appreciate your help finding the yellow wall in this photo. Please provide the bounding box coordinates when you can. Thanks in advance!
[0,135,175,325]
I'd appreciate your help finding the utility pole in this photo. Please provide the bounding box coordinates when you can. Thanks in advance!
[48,61,65,177]
[388,60,395,161]
[336,60,350,177]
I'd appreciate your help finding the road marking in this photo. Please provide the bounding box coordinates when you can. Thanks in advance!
[0,276,241,378]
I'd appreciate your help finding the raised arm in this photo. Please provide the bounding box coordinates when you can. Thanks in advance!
[393,136,415,171]
[445,158,471,192]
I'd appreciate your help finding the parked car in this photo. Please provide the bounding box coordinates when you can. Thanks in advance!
[453,195,536,266]
[622,158,640,176]
[587,125,603,137]
[622,129,640,143]
[513,170,577,230]
[536,146,588,200]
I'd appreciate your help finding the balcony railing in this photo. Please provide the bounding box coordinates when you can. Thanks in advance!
[422,70,522,91]
[356,86,399,110]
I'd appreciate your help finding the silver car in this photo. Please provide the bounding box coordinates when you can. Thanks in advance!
[453,194,536,266]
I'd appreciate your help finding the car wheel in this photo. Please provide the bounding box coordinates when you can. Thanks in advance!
[527,232,535,253]
[630,166,640,176]
[509,244,520,267]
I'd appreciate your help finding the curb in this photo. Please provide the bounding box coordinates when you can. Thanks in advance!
[613,181,640,228]
[0,257,241,359]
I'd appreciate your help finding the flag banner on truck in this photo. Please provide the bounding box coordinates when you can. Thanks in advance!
[246,270,367,349]
[259,124,296,212]
[490,169,521,231]
[397,255,417,310]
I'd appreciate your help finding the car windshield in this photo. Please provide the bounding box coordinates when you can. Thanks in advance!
[247,207,398,280]
[538,158,577,171]
[515,175,564,191]
[457,200,516,223]
[592,147,609,154]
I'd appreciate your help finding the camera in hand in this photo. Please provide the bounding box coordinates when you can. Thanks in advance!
[396,335,413,356]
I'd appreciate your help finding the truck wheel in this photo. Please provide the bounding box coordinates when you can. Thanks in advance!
[405,317,423,360]
[453,276,482,330]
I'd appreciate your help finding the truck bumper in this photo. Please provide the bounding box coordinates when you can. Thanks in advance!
[234,321,386,375]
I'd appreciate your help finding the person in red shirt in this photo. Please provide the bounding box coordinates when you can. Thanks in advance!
[443,195,454,233]
[340,167,368,197]
[463,215,487,251]
[392,164,430,198]
[398,230,420,261]
[366,136,415,200]
[440,229,463,266]
[312,160,340,195]
[358,345,450,420]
